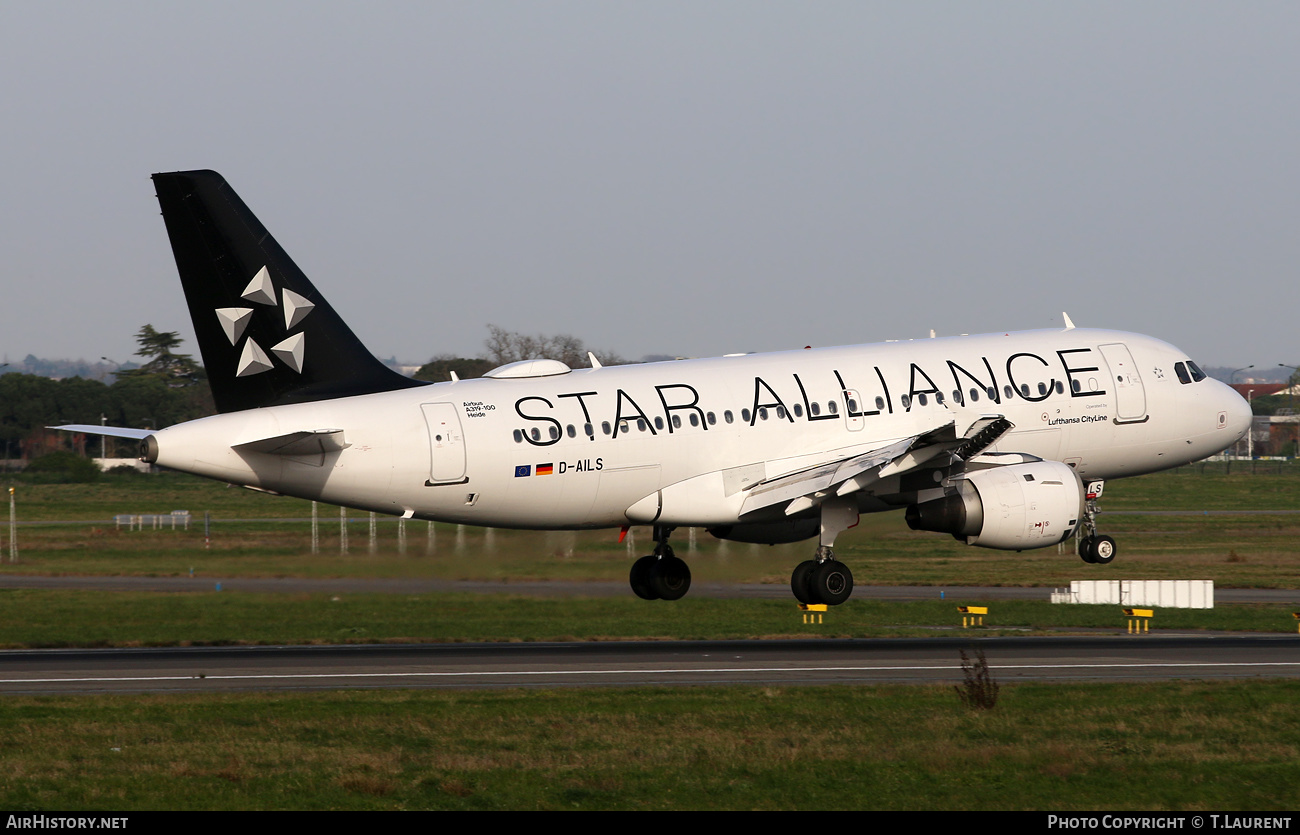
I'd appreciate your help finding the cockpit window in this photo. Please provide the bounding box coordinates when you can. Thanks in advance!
[1174,362,1191,384]
[1187,361,1207,382]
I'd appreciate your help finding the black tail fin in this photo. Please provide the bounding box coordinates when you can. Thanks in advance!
[151,170,426,413]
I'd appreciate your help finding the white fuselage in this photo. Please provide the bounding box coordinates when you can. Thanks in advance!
[149,328,1252,530]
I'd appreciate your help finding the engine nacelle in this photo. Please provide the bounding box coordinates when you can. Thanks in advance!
[905,460,1085,550]
[708,518,821,545]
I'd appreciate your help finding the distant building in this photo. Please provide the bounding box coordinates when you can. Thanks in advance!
[1230,383,1291,400]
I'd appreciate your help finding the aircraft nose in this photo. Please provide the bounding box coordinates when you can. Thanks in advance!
[1222,384,1253,442]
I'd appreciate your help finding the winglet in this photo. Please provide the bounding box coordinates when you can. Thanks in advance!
[1062,312,1076,330]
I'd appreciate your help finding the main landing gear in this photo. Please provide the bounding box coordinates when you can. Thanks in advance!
[791,497,857,606]
[629,525,692,601]
[1077,480,1117,565]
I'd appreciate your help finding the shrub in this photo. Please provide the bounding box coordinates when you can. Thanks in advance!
[23,450,101,483]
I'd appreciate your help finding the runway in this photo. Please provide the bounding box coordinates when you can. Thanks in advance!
[2,635,1297,695]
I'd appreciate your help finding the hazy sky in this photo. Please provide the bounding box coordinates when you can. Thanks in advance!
[2,2,1297,371]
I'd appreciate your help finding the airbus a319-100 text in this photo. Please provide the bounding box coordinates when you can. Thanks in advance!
[58,170,1252,605]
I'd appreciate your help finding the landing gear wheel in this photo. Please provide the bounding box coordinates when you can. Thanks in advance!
[630,555,660,600]
[791,560,819,604]
[1078,537,1097,564]
[808,560,854,606]
[650,555,692,601]
[1089,535,1117,565]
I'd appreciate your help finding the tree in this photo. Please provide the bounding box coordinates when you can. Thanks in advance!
[120,325,203,386]
[483,325,624,368]
[414,356,496,382]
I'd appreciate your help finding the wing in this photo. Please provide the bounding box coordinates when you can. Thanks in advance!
[739,415,1014,517]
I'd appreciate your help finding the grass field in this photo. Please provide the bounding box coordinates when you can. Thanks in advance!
[0,590,1295,648]
[1,681,1297,810]
[1,465,1297,811]
[4,464,1299,588]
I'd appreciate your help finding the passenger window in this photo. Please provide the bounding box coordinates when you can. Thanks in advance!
[810,402,821,416]
[566,424,576,438]
[875,396,885,410]
[513,429,523,443]
[654,417,664,430]
[901,394,911,410]
[775,406,785,419]
[828,401,838,415]
[759,407,769,421]
[602,421,611,436]
[585,423,594,437]
[917,393,927,406]
[672,415,682,428]
[689,413,699,427]
[969,388,980,403]
[724,410,734,424]
[1054,380,1064,394]
[741,409,751,422]
[1004,385,1014,399]
[706,412,716,425]
[549,426,560,440]
[530,428,541,441]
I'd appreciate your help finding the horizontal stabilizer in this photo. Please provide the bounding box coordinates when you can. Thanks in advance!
[50,424,154,440]
[233,429,348,456]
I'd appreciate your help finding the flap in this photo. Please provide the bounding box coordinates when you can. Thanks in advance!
[739,415,1014,517]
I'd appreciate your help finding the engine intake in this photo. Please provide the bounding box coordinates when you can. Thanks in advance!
[906,460,1085,550]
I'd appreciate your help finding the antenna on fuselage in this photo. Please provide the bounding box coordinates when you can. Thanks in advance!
[1062,312,1076,330]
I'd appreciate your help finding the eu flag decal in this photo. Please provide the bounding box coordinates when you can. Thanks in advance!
[536,463,554,476]
[514,465,532,478]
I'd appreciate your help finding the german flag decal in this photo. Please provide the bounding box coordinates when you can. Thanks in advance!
[535,463,554,476]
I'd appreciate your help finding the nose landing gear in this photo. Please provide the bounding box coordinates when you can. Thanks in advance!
[1077,480,1117,565]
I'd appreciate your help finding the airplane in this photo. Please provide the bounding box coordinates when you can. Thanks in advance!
[58,170,1253,606]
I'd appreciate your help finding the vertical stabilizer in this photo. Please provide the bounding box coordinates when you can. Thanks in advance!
[151,170,425,413]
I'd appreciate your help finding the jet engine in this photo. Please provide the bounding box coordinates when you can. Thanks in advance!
[905,461,1085,550]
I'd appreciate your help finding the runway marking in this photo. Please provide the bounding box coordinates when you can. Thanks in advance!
[3,661,1300,685]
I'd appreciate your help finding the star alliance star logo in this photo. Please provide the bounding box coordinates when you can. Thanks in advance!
[214,265,315,377]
